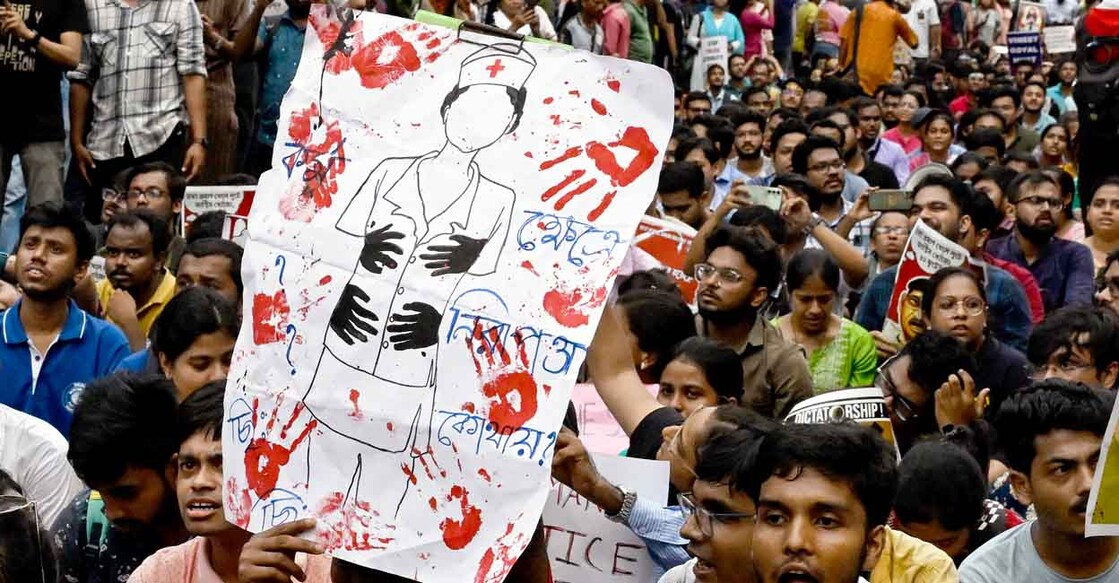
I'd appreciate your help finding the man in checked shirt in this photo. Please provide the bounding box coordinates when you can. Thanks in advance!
[67,0,207,223]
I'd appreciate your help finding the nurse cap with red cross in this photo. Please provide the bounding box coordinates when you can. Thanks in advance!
[457,43,537,90]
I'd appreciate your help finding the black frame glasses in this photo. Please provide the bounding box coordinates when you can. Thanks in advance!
[678,492,755,538]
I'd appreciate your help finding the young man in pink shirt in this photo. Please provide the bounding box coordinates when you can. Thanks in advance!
[602,0,632,58]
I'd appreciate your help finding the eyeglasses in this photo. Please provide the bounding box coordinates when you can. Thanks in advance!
[678,492,755,538]
[807,160,846,173]
[101,188,127,202]
[1017,196,1064,210]
[695,263,746,284]
[126,187,169,202]
[1030,362,1095,380]
[875,355,920,422]
[934,296,986,316]
[874,226,909,236]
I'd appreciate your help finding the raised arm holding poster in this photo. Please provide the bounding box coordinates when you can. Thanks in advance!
[221,9,672,581]
[882,219,971,344]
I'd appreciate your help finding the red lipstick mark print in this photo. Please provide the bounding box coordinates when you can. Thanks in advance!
[243,395,318,498]
[251,291,290,345]
[467,320,540,429]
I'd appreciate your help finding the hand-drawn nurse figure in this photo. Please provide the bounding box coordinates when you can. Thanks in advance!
[302,43,536,465]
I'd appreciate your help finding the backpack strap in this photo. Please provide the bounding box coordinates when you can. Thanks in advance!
[83,491,110,563]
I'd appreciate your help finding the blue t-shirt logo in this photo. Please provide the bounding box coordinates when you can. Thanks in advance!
[63,383,86,413]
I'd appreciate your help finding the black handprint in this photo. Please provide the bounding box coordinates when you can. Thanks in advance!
[359,224,405,274]
[330,284,379,345]
[418,235,489,276]
[386,302,441,350]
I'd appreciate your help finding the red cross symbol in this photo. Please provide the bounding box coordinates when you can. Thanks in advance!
[485,58,505,79]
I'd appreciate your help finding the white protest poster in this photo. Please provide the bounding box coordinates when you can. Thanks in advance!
[181,185,257,236]
[543,454,670,583]
[221,7,673,582]
[691,36,729,91]
[882,219,971,344]
[785,388,897,453]
[1043,25,1076,54]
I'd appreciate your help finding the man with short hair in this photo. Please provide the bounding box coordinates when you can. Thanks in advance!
[0,203,129,435]
[53,374,188,582]
[966,128,1007,166]
[815,107,899,190]
[659,161,710,229]
[959,381,1119,581]
[1021,81,1058,134]
[727,54,750,96]
[877,84,904,129]
[705,64,738,111]
[968,186,1046,323]
[856,174,1033,355]
[984,86,1041,156]
[791,135,874,255]
[852,97,909,185]
[712,111,771,209]
[176,237,243,306]
[677,136,722,199]
[696,227,812,419]
[683,92,714,121]
[1027,306,1119,390]
[124,162,188,272]
[766,118,809,181]
[987,171,1096,314]
[97,210,178,351]
[741,85,773,117]
[1047,59,1078,117]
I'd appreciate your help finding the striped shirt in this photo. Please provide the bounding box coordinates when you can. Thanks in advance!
[69,0,206,161]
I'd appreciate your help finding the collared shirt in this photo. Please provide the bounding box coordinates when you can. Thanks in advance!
[711,156,773,210]
[1046,84,1078,115]
[855,263,1033,352]
[95,270,177,337]
[0,300,130,435]
[256,12,305,147]
[70,0,206,161]
[986,234,1097,314]
[697,315,813,419]
[804,196,874,257]
[870,527,958,583]
[625,497,690,579]
[867,137,910,186]
[0,403,84,527]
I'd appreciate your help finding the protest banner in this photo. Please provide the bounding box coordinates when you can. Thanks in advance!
[632,216,698,303]
[1016,1,1046,31]
[88,256,107,284]
[691,36,729,91]
[1087,398,1119,536]
[1008,31,1043,65]
[882,219,971,344]
[181,185,256,236]
[543,454,670,582]
[221,9,673,581]
[1043,25,1076,54]
[785,387,897,450]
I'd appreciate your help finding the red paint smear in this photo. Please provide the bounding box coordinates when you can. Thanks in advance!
[348,389,363,419]
[401,463,418,485]
[543,97,554,104]
[225,477,252,529]
[543,286,607,328]
[591,99,608,116]
[520,260,539,276]
[462,402,476,414]
[568,89,581,97]
[553,178,599,211]
[549,114,562,126]
[319,275,333,285]
[317,491,391,552]
[386,421,394,431]
[585,126,659,187]
[478,469,492,483]
[483,371,539,429]
[588,190,617,221]
[280,103,346,219]
[350,31,421,89]
[251,291,290,344]
[429,497,438,510]
[439,486,483,550]
[543,384,552,396]
[474,522,522,583]
[309,12,366,75]
[243,407,316,498]
[524,151,534,158]
[540,169,585,202]
[476,549,497,583]
[606,78,621,92]
[539,146,583,171]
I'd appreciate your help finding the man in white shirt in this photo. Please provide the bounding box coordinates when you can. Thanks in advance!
[0,403,84,527]
[904,0,941,64]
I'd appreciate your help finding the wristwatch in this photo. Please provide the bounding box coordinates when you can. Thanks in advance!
[605,486,637,524]
[26,31,42,48]
[192,137,210,149]
[802,212,826,236]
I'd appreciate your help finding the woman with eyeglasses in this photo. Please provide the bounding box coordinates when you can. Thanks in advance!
[881,90,926,155]
[773,250,876,393]
[921,267,1030,412]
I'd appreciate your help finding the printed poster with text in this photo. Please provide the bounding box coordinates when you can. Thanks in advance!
[882,219,971,344]
[1087,397,1119,536]
[221,8,673,582]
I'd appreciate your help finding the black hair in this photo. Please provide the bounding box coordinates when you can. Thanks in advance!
[975,165,1017,195]
[851,96,879,115]
[187,210,227,243]
[152,287,239,364]
[785,249,840,293]
[19,202,97,264]
[1007,169,1058,203]
[809,118,843,139]
[1004,150,1040,170]
[919,110,955,136]
[729,205,789,245]
[658,161,706,200]
[790,134,841,175]
[715,102,750,119]
[183,237,245,296]
[683,91,713,109]
[894,439,986,532]
[671,124,697,142]
[994,380,1114,474]
[176,380,226,445]
[691,113,730,132]
[913,173,978,220]
[68,373,180,485]
[618,290,697,381]
[951,152,990,175]
[768,118,810,153]
[618,268,681,296]
[705,226,783,293]
[1027,306,1119,381]
[106,209,172,258]
[879,84,905,99]
[694,423,771,494]
[747,423,898,529]
[741,86,771,106]
[706,122,736,161]
[706,62,726,76]
[670,337,745,402]
[768,107,801,124]
[781,77,806,92]
[898,330,977,396]
[985,85,1022,109]
[973,108,1007,132]
[966,184,1004,234]
[126,162,186,203]
[921,266,987,317]
[965,128,1006,159]
[1022,79,1048,96]
[0,469,59,583]
[811,105,857,128]
[730,110,767,134]
[902,89,927,108]
[441,84,528,134]
[675,136,720,166]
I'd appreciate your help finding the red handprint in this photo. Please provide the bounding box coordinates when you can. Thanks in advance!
[280,103,347,221]
[309,9,365,74]
[475,520,530,583]
[466,320,540,430]
[402,447,486,552]
[251,291,290,345]
[243,393,318,498]
[350,24,454,90]
[316,488,395,552]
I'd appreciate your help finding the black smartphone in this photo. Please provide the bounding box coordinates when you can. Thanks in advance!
[869,189,912,212]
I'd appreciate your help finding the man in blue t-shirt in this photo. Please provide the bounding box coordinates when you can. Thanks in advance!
[0,203,129,436]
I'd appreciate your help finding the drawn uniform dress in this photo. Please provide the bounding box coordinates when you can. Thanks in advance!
[302,46,531,457]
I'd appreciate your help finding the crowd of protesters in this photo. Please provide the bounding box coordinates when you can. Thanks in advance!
[2,0,1119,577]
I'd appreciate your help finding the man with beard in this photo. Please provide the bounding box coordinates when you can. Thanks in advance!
[960,381,1119,582]
[727,54,750,97]
[0,204,129,435]
[696,227,812,419]
[790,135,874,255]
[1021,81,1058,134]
[856,174,1033,356]
[705,64,737,111]
[53,374,188,582]
[96,210,178,351]
[660,161,711,230]
[853,97,909,185]
[712,111,771,209]
[1047,59,1079,117]
[984,86,1041,156]
[124,162,188,273]
[876,84,904,129]
[234,0,310,176]
[813,107,900,190]
[987,171,1096,314]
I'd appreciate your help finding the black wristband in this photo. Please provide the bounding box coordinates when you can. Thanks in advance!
[27,31,42,48]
